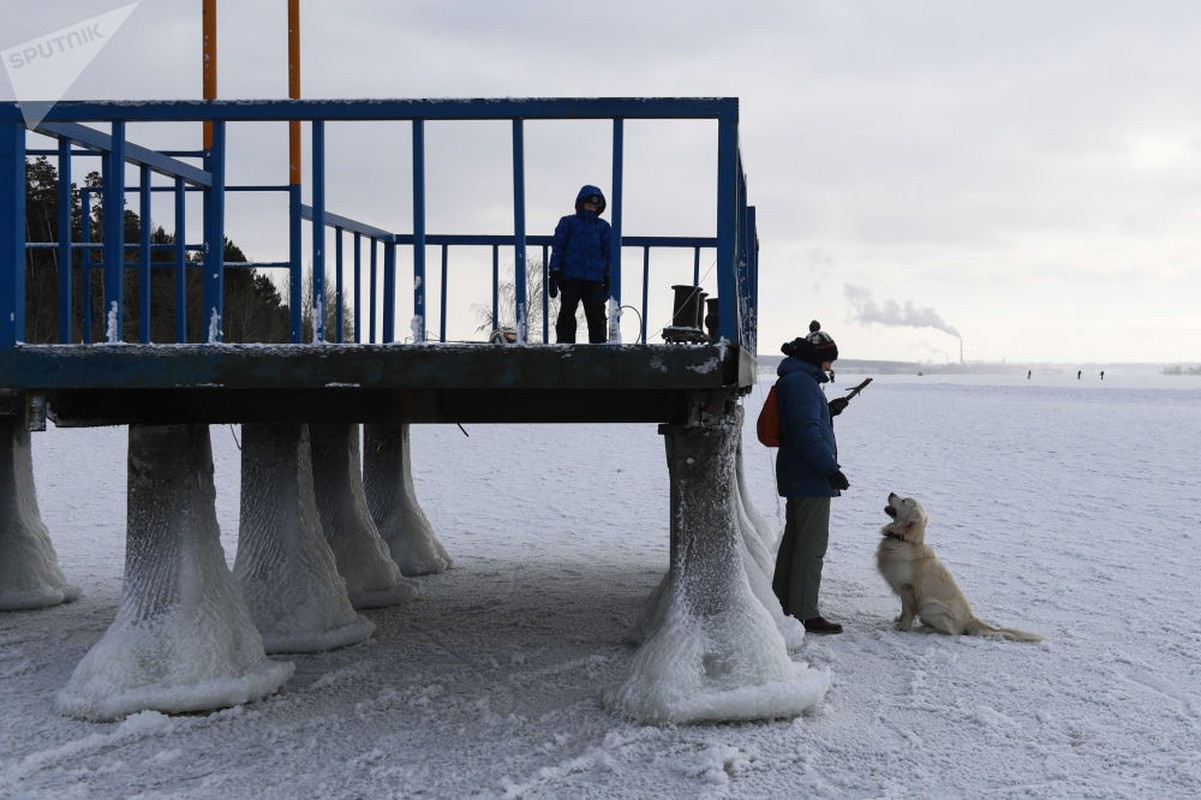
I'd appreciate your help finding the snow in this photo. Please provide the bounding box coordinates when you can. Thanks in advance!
[3,368,1200,798]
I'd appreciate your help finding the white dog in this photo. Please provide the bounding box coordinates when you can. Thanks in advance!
[877,493,1044,642]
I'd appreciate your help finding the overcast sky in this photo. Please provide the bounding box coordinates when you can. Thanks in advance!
[5,0,1200,364]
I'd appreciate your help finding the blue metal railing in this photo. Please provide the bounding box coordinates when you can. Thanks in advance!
[1,98,757,352]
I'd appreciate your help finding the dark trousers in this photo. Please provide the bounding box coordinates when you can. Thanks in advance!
[555,279,607,344]
[771,496,831,620]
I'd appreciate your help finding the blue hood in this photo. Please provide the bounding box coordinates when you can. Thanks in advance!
[575,185,607,214]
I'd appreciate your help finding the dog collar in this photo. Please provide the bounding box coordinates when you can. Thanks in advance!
[883,532,908,543]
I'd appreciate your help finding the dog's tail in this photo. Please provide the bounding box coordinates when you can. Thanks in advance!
[967,618,1046,643]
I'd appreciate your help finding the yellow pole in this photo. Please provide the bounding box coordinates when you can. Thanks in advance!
[288,0,301,185]
[202,0,217,149]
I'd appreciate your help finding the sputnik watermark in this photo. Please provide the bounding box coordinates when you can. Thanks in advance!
[2,3,140,131]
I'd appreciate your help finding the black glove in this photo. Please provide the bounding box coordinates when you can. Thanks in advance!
[548,272,560,299]
[602,273,610,298]
[828,397,849,417]
[828,469,850,490]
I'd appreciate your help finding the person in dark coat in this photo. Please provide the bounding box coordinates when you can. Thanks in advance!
[549,185,612,344]
[771,321,850,634]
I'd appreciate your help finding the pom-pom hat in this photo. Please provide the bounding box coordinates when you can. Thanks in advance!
[781,320,838,367]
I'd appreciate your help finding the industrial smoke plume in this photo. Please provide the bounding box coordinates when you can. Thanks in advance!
[845,284,960,339]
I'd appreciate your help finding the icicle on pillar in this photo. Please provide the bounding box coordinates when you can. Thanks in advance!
[606,391,829,724]
[234,423,374,653]
[57,424,293,722]
[0,416,79,610]
[308,422,420,608]
[362,422,451,576]
[730,408,806,651]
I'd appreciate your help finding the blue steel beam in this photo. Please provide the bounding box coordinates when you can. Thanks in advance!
[412,120,426,343]
[288,184,303,342]
[21,97,738,124]
[335,228,344,343]
[382,242,395,343]
[353,232,361,344]
[56,137,72,343]
[0,120,24,348]
[139,165,151,343]
[174,178,187,343]
[609,119,624,342]
[511,119,527,344]
[311,120,326,343]
[36,121,212,187]
[202,120,226,342]
[102,122,126,343]
[714,110,739,345]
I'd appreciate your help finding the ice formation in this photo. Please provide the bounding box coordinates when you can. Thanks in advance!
[0,419,80,610]
[362,422,452,576]
[607,406,829,723]
[234,424,374,653]
[56,424,293,722]
[308,422,420,608]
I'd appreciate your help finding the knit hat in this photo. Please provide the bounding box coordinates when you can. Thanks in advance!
[805,320,839,365]
[781,320,838,366]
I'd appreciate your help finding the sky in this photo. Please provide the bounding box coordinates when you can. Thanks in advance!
[3,0,1201,365]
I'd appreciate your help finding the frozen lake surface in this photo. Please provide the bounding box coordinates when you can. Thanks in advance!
[2,369,1199,798]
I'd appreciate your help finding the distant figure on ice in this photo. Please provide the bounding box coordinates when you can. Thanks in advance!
[548,185,612,344]
[1100,370,1105,380]
[1027,370,1032,380]
[1077,370,1082,380]
[771,321,850,635]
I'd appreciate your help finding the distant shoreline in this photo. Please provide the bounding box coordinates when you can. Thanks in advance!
[754,356,1201,377]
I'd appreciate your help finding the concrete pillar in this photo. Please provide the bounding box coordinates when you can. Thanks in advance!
[627,411,804,652]
[235,423,374,653]
[309,422,420,608]
[606,393,828,724]
[0,418,79,610]
[362,422,451,576]
[56,424,293,721]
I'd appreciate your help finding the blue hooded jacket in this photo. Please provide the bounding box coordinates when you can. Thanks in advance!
[549,185,612,283]
[774,357,841,498]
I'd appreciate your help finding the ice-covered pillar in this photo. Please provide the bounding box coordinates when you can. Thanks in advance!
[57,424,293,722]
[308,422,420,608]
[362,422,451,576]
[235,423,374,653]
[606,392,828,724]
[0,416,79,610]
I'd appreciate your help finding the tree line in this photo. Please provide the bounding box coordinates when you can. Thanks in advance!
[23,156,292,344]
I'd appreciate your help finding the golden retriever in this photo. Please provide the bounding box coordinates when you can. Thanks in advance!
[877,493,1045,642]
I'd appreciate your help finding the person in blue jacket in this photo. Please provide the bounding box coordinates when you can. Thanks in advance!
[771,321,850,634]
[548,185,612,343]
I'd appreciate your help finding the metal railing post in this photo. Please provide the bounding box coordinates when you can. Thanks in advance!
[288,183,303,342]
[608,118,624,343]
[104,121,127,343]
[310,119,325,342]
[715,110,739,344]
[412,119,427,343]
[138,165,152,343]
[174,177,187,342]
[56,137,72,344]
[511,119,527,344]
[202,119,225,342]
[0,118,24,349]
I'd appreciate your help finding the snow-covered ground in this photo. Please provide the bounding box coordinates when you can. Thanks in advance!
[2,368,1199,799]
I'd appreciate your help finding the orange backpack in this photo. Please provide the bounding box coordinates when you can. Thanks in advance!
[756,385,781,447]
